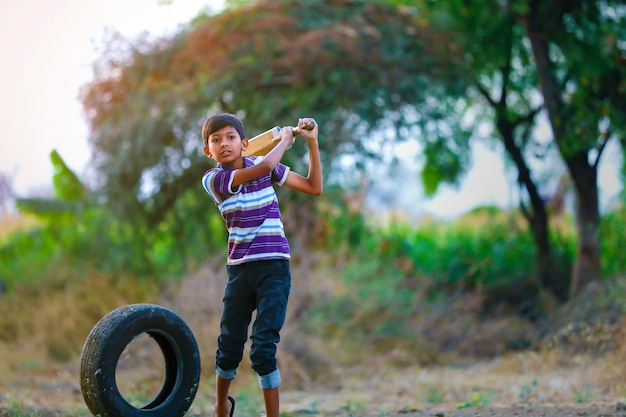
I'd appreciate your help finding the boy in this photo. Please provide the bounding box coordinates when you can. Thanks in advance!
[201,113,322,417]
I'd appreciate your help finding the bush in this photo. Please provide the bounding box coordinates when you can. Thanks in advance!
[601,207,626,277]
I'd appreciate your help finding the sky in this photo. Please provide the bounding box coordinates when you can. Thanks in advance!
[0,0,224,195]
[0,0,622,220]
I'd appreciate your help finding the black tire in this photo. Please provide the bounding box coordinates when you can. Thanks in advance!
[80,304,201,417]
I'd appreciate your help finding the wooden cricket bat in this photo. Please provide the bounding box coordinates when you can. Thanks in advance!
[243,120,316,156]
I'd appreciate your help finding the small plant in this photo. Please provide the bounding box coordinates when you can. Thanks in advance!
[121,384,153,408]
[456,390,495,408]
[341,398,368,414]
[4,392,42,417]
[519,379,538,404]
[53,407,88,417]
[572,384,594,403]
[421,386,445,404]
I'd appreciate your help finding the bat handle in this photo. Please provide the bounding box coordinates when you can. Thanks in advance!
[292,119,316,136]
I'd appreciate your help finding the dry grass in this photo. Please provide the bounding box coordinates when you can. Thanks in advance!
[0,252,338,413]
[454,207,577,237]
[0,263,159,392]
[589,316,626,397]
[0,214,38,241]
[1,250,626,414]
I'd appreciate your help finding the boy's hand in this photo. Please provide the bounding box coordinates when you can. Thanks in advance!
[298,118,319,145]
[275,126,295,147]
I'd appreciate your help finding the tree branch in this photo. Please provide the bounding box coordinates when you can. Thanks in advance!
[475,83,497,107]
[592,129,612,170]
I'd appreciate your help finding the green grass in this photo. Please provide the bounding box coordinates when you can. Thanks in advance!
[2,392,42,417]
[456,390,495,408]
[518,379,538,404]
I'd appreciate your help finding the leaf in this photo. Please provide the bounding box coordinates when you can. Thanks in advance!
[50,150,85,202]
[15,198,79,217]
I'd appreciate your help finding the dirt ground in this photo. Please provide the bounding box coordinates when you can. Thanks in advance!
[1,407,625,417]
[1,388,625,417]
[2,261,625,417]
[2,334,624,417]
[1,379,625,417]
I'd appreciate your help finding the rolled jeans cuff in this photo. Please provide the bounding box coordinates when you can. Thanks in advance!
[258,368,281,390]
[215,364,237,380]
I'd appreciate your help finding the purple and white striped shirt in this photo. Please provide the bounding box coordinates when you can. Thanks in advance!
[202,156,291,265]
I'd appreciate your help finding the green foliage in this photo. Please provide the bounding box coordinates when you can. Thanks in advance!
[0,228,57,289]
[15,198,78,217]
[340,398,368,414]
[600,206,626,277]
[572,384,594,404]
[1,196,224,290]
[2,158,224,290]
[421,126,471,196]
[50,150,85,202]
[374,215,545,291]
[303,205,613,356]
[418,0,626,296]
[318,186,370,250]
[456,390,495,408]
[420,386,444,405]
[519,379,538,404]
[15,150,86,223]
[81,0,470,230]
[71,0,625,305]
[3,392,42,417]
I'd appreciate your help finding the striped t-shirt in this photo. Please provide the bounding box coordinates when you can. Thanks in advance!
[202,156,291,265]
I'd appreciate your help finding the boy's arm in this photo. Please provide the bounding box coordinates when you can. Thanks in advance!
[283,118,323,196]
[231,127,295,188]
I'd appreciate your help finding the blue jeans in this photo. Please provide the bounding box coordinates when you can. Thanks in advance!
[215,259,291,389]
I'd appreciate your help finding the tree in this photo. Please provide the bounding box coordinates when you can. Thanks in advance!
[80,0,466,230]
[82,0,626,301]
[517,0,626,296]
[385,0,625,300]
[406,0,570,302]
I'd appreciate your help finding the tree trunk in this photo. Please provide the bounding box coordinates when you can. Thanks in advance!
[497,118,567,302]
[523,0,601,297]
[566,152,601,297]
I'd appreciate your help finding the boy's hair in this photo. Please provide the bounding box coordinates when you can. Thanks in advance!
[202,113,246,146]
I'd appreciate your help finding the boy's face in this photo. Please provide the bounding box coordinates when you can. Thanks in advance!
[203,125,248,166]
